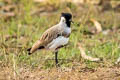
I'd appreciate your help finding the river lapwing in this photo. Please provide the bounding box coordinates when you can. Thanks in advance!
[27,13,73,65]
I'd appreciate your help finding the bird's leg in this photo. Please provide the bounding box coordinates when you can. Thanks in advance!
[55,51,58,66]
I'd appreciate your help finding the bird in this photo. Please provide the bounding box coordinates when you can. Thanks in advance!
[27,12,73,66]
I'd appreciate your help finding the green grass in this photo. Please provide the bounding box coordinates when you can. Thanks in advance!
[0,0,120,71]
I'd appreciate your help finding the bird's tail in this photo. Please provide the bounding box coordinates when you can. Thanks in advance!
[27,48,32,55]
[27,46,44,55]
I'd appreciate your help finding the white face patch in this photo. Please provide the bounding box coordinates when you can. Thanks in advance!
[60,17,66,23]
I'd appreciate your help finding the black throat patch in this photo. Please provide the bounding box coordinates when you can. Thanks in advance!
[61,13,72,27]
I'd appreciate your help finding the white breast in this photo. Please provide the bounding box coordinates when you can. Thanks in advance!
[64,27,71,35]
[46,36,69,50]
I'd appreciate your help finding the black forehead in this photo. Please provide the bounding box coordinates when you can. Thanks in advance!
[61,13,72,20]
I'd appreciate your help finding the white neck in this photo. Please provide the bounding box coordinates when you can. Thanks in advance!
[59,17,67,28]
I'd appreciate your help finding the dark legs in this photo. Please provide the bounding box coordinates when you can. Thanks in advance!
[55,51,58,66]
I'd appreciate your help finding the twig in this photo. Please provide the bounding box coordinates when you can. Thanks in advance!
[78,43,100,61]
[115,57,120,64]
[90,19,102,33]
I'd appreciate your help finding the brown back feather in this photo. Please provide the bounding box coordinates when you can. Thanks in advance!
[30,25,62,53]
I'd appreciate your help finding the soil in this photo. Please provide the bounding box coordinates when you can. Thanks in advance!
[0,65,120,80]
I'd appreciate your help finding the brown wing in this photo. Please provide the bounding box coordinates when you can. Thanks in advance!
[30,26,62,53]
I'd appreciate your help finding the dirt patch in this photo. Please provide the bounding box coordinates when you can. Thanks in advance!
[0,66,120,80]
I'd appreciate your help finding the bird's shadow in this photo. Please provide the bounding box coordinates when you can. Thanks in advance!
[44,58,73,68]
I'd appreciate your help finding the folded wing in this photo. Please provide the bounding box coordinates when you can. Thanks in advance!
[29,26,62,53]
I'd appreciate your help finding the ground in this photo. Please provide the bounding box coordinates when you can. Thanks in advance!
[0,65,120,80]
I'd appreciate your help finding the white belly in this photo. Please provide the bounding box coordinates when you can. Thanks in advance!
[46,36,69,50]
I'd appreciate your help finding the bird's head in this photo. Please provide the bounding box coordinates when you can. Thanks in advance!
[60,12,73,27]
